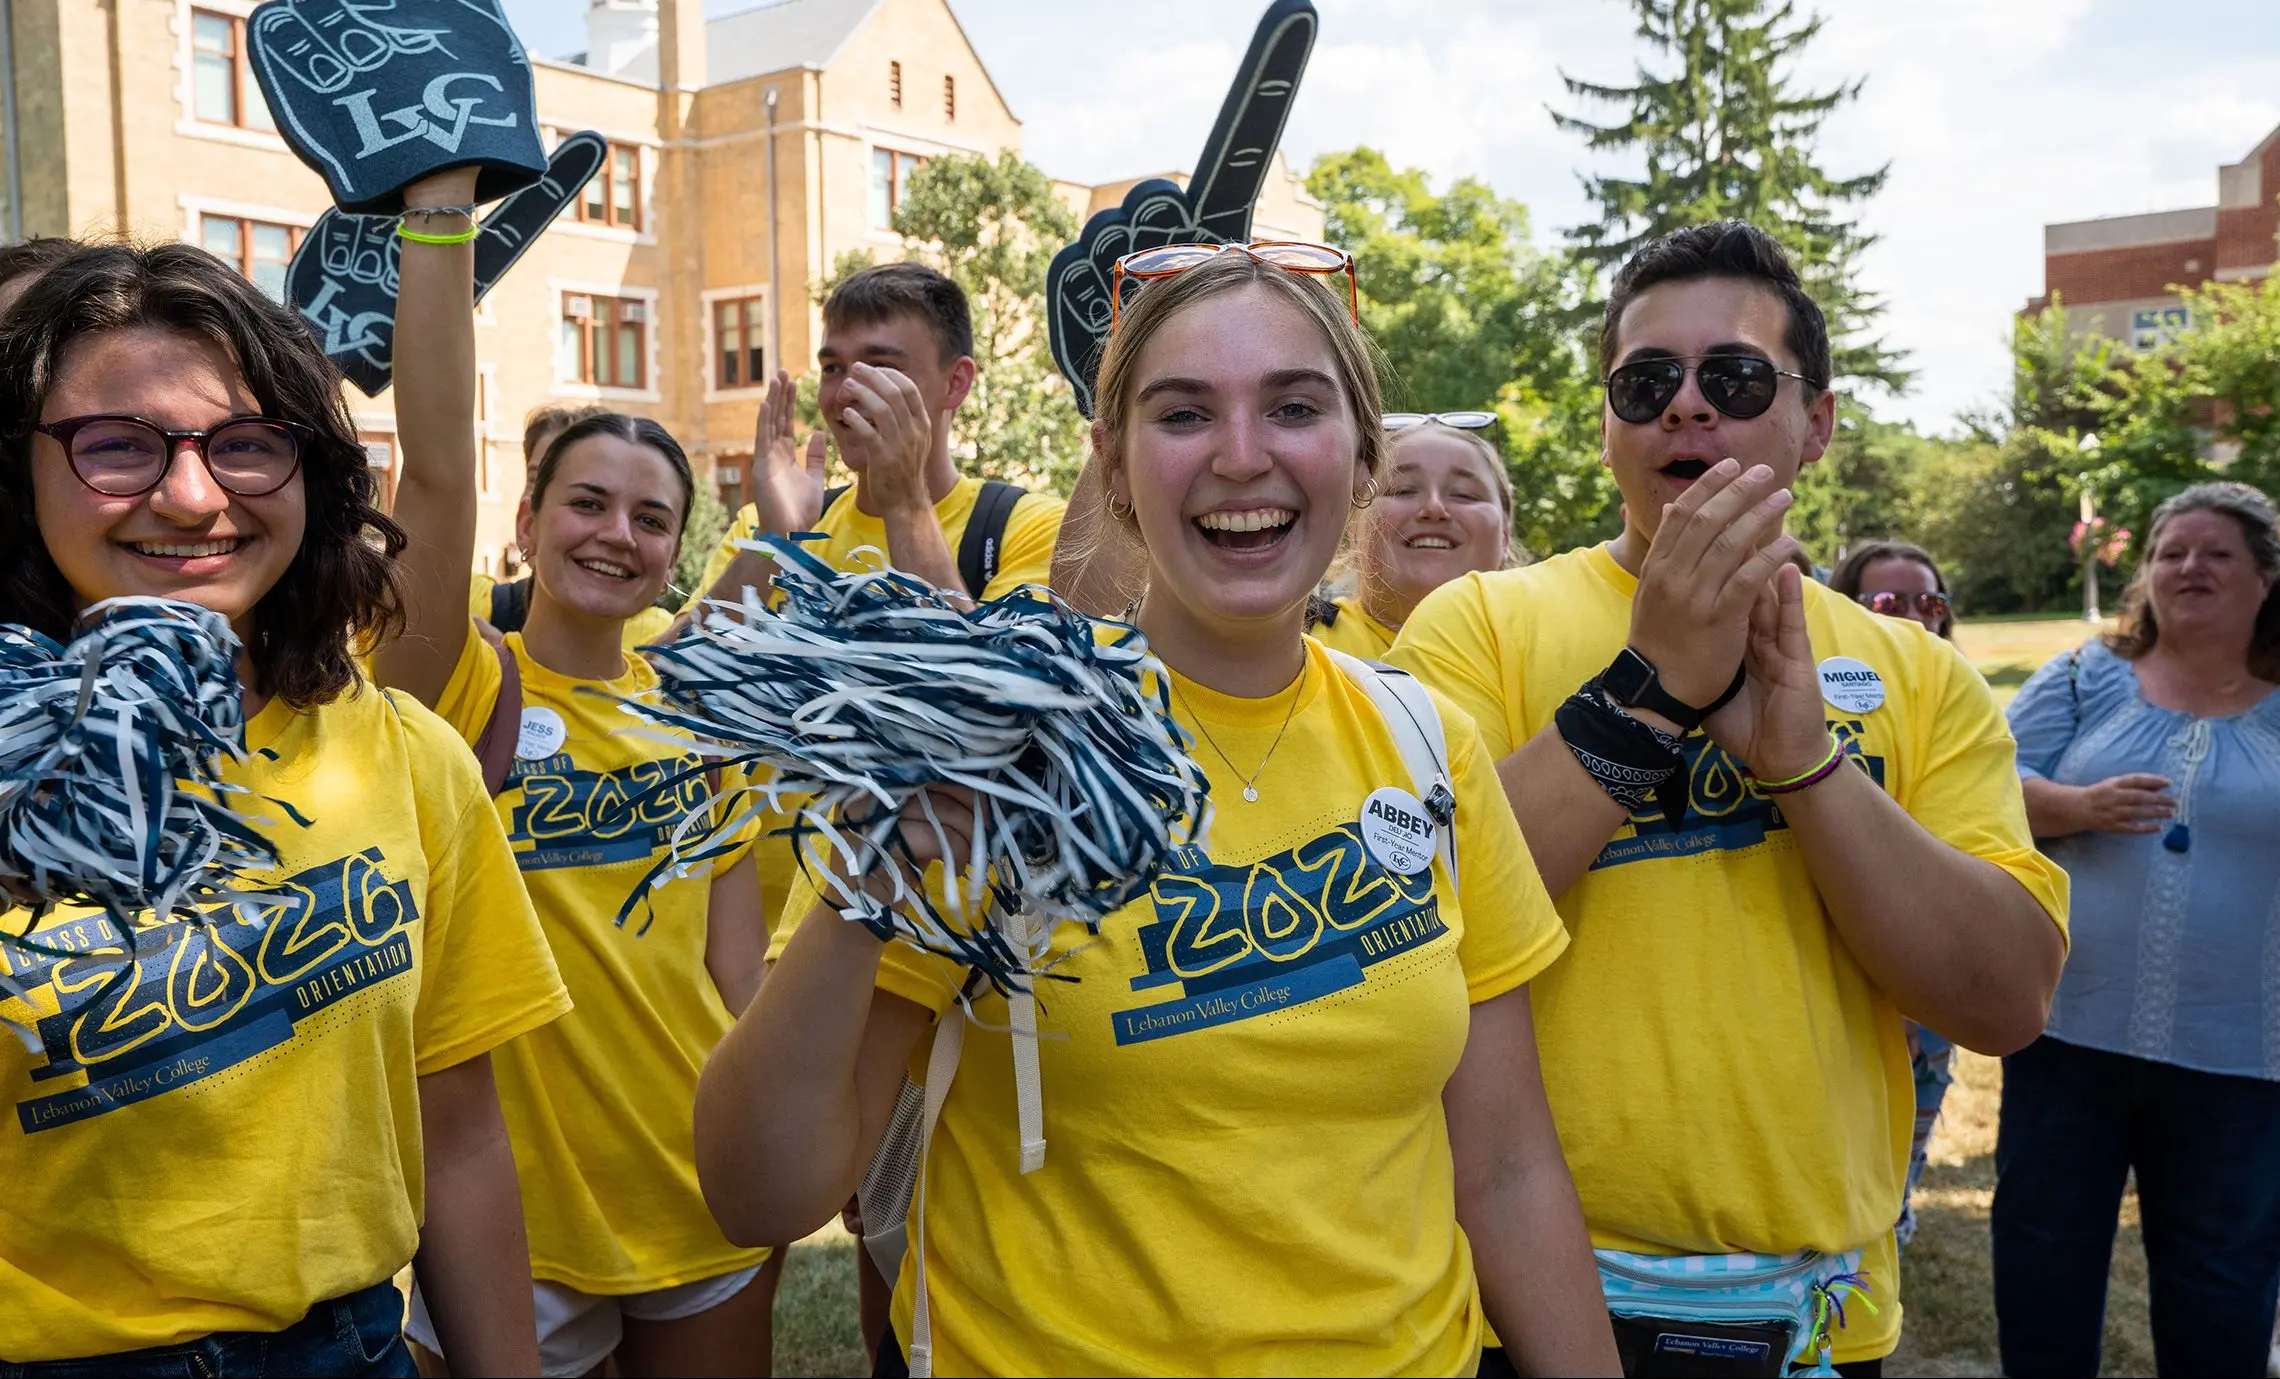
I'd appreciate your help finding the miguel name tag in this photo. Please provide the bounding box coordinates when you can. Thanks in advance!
[1817,656,1886,714]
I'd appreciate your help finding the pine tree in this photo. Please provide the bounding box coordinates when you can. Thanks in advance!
[1553,0,1908,392]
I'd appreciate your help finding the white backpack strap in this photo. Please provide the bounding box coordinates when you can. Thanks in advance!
[905,1002,967,1378]
[1004,910,1048,1175]
[1323,649,1459,892]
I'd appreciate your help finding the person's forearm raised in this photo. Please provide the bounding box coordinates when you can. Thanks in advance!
[374,167,481,707]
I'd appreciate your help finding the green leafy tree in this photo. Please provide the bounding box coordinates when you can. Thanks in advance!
[1785,400,1926,565]
[665,476,730,612]
[891,152,1088,493]
[1553,0,1906,392]
[1305,147,1617,555]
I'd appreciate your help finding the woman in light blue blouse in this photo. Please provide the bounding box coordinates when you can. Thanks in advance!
[1994,481,2280,1379]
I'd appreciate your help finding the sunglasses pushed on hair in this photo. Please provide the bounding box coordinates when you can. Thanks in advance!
[1111,241,1357,331]
[1602,355,1815,425]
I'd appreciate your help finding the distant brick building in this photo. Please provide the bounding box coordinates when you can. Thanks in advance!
[2026,124,2278,349]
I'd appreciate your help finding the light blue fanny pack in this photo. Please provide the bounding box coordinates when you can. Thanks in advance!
[1596,1247,1876,1377]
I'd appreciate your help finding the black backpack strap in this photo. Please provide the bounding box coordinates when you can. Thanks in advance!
[820,484,850,522]
[957,480,1024,599]
[1306,592,1341,629]
[489,576,532,634]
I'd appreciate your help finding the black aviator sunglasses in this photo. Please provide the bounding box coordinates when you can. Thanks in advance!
[1602,355,1817,425]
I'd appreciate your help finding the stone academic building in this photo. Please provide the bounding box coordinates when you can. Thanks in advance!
[0,0,1323,570]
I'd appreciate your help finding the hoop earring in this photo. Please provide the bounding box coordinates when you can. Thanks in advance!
[1352,478,1379,510]
[1107,491,1135,522]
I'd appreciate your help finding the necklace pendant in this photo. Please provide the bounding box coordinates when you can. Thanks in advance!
[1242,785,1259,803]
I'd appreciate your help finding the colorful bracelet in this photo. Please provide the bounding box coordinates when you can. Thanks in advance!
[396,221,480,246]
[1755,736,1848,795]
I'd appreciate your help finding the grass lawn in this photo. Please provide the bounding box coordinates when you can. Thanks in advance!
[770,617,2135,1376]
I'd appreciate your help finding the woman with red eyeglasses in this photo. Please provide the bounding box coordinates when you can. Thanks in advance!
[1828,540,1958,1257]
[0,232,566,1375]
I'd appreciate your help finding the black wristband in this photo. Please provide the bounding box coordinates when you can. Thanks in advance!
[1555,680,1685,816]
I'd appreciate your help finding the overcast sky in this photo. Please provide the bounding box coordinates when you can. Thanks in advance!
[504,0,2280,434]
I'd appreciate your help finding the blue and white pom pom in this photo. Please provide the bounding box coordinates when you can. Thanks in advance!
[616,538,1209,995]
[0,598,275,975]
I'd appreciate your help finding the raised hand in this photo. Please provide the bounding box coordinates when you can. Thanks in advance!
[750,370,828,535]
[248,0,545,213]
[1045,0,1318,416]
[837,363,935,517]
[1627,458,1800,708]
[287,131,605,394]
[1706,566,1832,782]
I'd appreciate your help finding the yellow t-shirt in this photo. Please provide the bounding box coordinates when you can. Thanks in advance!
[434,630,769,1293]
[705,476,1067,938]
[776,639,1568,1376]
[1309,593,1398,660]
[468,571,675,651]
[0,685,569,1362]
[1392,544,2070,1363]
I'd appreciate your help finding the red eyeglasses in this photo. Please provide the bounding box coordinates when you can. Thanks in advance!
[1111,240,1359,331]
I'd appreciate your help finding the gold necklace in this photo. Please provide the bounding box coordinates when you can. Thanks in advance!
[1175,659,1308,803]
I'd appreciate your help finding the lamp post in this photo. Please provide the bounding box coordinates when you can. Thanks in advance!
[2078,431,2102,623]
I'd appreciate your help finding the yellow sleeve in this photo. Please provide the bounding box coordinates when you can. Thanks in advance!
[1438,691,1569,1002]
[1390,575,1524,757]
[622,605,676,651]
[393,696,570,1074]
[700,504,763,594]
[430,624,506,749]
[979,492,1066,601]
[1901,639,2071,944]
[468,572,495,621]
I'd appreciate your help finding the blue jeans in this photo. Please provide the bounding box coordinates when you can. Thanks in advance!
[0,1279,415,1379]
[1992,1036,2280,1378]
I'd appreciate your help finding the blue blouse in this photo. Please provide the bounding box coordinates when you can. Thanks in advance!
[2008,641,2280,1081]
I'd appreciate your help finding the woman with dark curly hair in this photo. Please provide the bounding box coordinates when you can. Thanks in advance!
[1997,481,2280,1377]
[0,232,567,1376]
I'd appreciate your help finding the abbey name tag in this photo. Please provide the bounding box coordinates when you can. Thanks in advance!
[1360,786,1437,876]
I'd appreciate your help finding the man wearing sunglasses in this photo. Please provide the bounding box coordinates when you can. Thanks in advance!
[1395,221,2069,1375]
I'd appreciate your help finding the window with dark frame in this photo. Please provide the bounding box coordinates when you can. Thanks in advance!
[575,141,643,231]
[190,10,275,131]
[561,292,649,390]
[869,148,925,229]
[714,296,767,390]
[200,214,300,301]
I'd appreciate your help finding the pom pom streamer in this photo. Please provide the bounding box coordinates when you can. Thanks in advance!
[0,599,276,1009]
[611,538,1210,995]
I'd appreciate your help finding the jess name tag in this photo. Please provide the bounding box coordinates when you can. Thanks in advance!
[1818,656,1886,714]
[1360,786,1437,876]
[516,705,568,760]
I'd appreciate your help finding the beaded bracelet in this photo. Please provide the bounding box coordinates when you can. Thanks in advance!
[1755,735,1848,795]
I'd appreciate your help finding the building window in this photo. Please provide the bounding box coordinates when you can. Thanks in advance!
[870,148,925,229]
[562,293,648,389]
[201,214,300,301]
[191,10,275,131]
[360,432,396,507]
[714,296,766,390]
[889,60,902,108]
[576,142,643,231]
[944,74,956,122]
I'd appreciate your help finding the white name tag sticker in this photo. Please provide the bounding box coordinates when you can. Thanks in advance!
[1360,786,1437,876]
[1818,656,1886,714]
[516,705,568,760]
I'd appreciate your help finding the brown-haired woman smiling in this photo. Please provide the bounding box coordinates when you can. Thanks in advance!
[0,238,565,1375]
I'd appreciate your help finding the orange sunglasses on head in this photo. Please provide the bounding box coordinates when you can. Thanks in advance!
[1110,240,1359,331]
